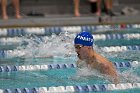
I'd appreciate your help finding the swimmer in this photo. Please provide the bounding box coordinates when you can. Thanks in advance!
[74,31,119,84]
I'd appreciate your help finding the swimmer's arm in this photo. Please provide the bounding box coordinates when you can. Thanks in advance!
[107,63,120,84]
[111,68,120,85]
[95,52,120,84]
[100,63,119,84]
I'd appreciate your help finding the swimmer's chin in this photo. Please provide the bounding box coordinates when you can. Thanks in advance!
[77,56,83,60]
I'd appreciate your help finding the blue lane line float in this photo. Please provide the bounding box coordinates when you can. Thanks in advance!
[0,50,5,58]
[113,62,131,68]
[15,88,22,93]
[94,33,140,40]
[1,33,140,44]
[81,26,92,32]
[7,28,25,37]
[45,27,53,36]
[0,24,140,37]
[2,83,140,93]
[44,27,62,36]
[0,61,138,73]
[0,45,140,58]
[101,45,140,52]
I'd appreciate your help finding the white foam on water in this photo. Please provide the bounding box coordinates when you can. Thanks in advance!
[10,32,76,58]
[119,69,140,83]
[74,60,110,83]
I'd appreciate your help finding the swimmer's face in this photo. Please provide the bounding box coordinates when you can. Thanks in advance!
[74,44,90,60]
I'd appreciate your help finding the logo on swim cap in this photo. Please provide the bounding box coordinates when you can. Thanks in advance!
[74,31,94,46]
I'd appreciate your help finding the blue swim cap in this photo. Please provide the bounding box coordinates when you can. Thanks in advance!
[74,31,94,46]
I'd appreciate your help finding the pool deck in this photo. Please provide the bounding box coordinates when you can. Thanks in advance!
[0,14,140,28]
[0,0,140,27]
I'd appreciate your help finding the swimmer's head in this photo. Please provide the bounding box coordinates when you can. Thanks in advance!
[74,31,94,46]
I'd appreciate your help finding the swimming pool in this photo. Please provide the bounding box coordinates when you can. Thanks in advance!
[0,24,140,93]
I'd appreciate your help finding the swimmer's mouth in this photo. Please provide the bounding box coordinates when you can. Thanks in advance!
[77,53,80,58]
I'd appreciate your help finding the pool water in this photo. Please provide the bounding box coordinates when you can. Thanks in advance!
[0,26,140,93]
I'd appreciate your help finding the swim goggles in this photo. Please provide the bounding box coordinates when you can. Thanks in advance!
[74,45,84,49]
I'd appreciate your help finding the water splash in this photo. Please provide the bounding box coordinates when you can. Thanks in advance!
[119,68,140,83]
[10,31,76,59]
[74,60,110,83]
